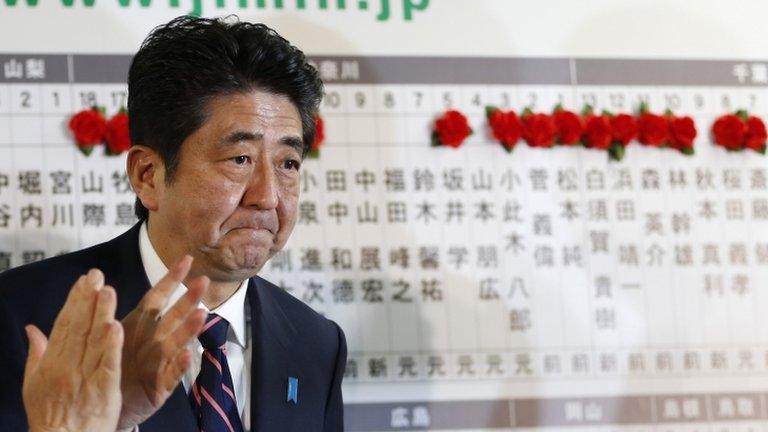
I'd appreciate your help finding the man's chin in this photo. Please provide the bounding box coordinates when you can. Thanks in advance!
[207,263,262,284]
[202,248,270,280]
[231,254,268,274]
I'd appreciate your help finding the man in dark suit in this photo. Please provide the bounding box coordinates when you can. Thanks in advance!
[0,15,346,432]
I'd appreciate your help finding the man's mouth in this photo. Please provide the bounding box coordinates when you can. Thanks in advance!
[233,226,276,235]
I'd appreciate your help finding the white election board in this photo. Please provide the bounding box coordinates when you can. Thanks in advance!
[2,2,768,431]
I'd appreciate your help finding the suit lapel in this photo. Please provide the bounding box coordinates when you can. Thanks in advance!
[103,222,152,320]
[248,278,301,431]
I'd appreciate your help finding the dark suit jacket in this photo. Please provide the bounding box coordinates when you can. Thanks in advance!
[0,223,346,431]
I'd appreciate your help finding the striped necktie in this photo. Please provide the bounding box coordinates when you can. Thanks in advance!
[189,313,244,432]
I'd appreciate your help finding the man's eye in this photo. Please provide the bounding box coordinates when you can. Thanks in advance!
[284,159,301,171]
[232,155,250,165]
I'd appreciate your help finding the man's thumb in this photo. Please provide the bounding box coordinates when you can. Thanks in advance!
[24,325,48,377]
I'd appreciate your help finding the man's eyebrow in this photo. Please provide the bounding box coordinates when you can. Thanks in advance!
[219,132,304,154]
[221,131,263,145]
[280,136,305,155]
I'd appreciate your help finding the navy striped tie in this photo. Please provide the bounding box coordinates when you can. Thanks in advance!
[189,313,244,432]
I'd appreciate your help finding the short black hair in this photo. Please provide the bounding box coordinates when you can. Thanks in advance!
[128,15,323,220]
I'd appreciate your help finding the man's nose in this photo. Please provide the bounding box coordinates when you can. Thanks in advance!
[241,156,279,210]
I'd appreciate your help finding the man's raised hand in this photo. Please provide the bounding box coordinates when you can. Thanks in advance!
[23,269,124,432]
[117,255,208,431]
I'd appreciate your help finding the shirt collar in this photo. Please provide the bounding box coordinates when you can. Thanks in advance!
[138,221,248,348]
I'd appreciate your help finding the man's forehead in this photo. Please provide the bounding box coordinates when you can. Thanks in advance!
[205,89,300,119]
[199,90,301,128]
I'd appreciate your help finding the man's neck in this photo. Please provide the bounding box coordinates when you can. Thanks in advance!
[201,279,243,310]
[145,218,244,310]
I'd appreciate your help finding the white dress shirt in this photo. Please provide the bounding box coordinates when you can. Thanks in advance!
[139,222,252,430]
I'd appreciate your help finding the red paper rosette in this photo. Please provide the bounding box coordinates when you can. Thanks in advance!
[68,107,107,156]
[553,107,584,145]
[308,114,325,158]
[668,115,697,154]
[521,110,556,148]
[105,111,132,155]
[486,106,521,152]
[432,110,472,148]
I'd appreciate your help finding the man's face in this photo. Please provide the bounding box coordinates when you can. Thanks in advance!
[152,89,303,282]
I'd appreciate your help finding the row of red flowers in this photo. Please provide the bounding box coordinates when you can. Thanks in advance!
[432,105,767,161]
[70,105,766,161]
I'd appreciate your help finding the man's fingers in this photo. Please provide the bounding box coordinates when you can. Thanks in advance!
[23,325,48,383]
[136,305,203,408]
[60,269,105,364]
[99,321,124,375]
[156,275,208,339]
[139,255,193,314]
[160,348,192,394]
[93,285,118,327]
[47,275,84,349]
[89,322,123,408]
[57,269,104,334]
[82,286,118,374]
[167,308,206,353]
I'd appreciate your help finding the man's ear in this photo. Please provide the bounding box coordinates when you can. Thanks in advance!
[126,145,163,213]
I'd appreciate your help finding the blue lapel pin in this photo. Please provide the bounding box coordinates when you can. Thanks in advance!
[287,377,299,404]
